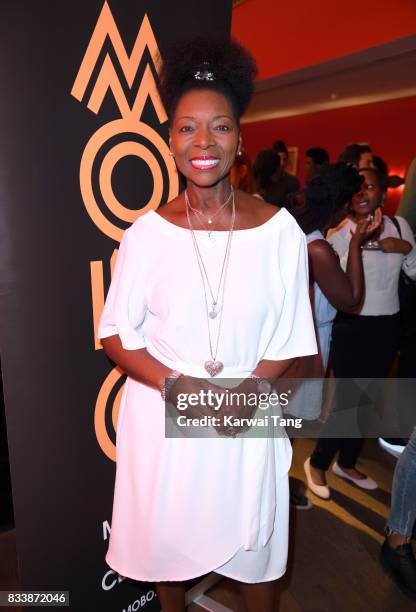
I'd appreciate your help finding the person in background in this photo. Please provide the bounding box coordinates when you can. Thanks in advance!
[252,148,281,201]
[264,139,300,206]
[372,155,388,177]
[305,147,330,183]
[305,167,416,498]
[230,148,257,194]
[284,164,382,504]
[397,157,416,234]
[338,143,374,169]
[294,164,378,373]
[380,427,416,600]
[373,155,405,189]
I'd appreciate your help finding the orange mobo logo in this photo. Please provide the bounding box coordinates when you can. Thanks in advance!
[71,1,178,241]
[72,3,178,459]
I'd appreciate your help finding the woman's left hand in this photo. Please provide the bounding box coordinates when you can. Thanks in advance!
[378,237,412,255]
[213,378,259,437]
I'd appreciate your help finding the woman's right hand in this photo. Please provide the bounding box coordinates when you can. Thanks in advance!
[350,208,383,247]
[169,375,210,417]
[168,376,237,436]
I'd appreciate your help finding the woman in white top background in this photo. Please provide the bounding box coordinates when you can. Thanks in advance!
[307,167,416,498]
[98,38,317,612]
[279,164,382,503]
[292,164,381,378]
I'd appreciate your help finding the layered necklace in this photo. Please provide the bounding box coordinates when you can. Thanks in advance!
[185,188,235,377]
[186,188,233,236]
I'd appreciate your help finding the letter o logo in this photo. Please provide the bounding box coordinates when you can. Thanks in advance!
[94,367,125,461]
[80,117,179,241]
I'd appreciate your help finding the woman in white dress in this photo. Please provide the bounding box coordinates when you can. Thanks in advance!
[98,38,317,611]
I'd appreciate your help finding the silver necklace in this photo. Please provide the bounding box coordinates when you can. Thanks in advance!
[185,189,233,320]
[186,190,235,377]
[187,188,233,236]
[187,188,233,248]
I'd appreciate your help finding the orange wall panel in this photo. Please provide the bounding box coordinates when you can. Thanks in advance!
[232,0,416,80]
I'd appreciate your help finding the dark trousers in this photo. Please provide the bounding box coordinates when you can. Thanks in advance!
[311,312,400,471]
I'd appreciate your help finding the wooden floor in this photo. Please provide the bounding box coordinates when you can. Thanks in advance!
[190,438,415,612]
[1,439,414,611]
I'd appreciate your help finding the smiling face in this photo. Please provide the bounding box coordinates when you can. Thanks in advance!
[169,88,241,188]
[351,169,384,217]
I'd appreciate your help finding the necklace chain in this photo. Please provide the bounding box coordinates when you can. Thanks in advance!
[185,190,235,369]
[184,190,231,311]
[186,188,233,236]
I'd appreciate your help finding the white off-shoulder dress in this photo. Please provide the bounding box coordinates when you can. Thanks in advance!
[98,207,317,583]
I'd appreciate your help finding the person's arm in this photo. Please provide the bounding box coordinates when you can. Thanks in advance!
[252,357,296,378]
[379,216,416,279]
[378,238,412,255]
[98,225,180,396]
[101,335,172,392]
[310,212,381,312]
[309,240,363,311]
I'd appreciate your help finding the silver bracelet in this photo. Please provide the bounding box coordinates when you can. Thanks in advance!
[248,373,272,394]
[160,370,183,402]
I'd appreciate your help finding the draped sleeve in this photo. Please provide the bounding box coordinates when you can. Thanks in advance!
[262,217,317,361]
[98,227,148,350]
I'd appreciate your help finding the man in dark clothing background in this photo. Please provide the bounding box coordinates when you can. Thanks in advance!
[305,147,330,182]
[264,139,300,207]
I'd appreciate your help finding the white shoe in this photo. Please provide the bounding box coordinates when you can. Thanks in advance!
[378,437,407,459]
[304,457,330,499]
[332,461,378,490]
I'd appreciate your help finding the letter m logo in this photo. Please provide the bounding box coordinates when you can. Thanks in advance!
[71,1,166,122]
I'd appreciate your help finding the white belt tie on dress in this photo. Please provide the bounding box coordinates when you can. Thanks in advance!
[147,346,253,379]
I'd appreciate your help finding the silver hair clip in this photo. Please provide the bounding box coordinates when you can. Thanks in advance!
[193,62,215,81]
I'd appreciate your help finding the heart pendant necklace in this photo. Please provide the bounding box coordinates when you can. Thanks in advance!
[185,189,235,377]
[204,359,224,378]
[209,302,221,319]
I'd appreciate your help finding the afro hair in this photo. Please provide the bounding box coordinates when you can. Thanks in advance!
[292,163,363,234]
[158,37,257,123]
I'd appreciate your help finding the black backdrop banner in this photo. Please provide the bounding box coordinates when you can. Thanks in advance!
[0,1,231,610]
